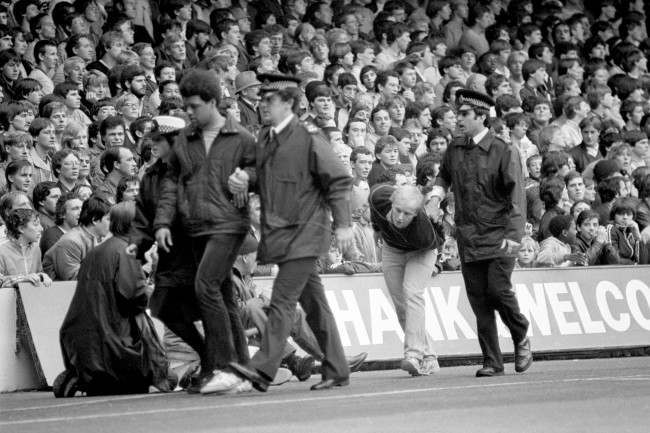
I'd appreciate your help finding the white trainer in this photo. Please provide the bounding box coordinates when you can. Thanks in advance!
[200,371,245,394]
[400,357,422,376]
[420,356,440,375]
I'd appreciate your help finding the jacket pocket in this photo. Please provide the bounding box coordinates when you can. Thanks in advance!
[271,174,300,224]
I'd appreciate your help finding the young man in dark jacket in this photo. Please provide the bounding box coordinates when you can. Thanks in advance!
[154,70,257,395]
[435,89,532,377]
[227,75,355,392]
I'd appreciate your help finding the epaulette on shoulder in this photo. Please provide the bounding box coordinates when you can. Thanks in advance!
[302,121,320,133]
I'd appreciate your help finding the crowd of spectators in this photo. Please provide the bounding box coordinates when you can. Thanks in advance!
[1,0,650,290]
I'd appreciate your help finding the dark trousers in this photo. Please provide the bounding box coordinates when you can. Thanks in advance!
[241,298,324,360]
[460,256,529,370]
[250,257,349,381]
[191,233,250,373]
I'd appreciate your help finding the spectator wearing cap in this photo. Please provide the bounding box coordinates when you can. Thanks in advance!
[235,71,262,129]
[435,89,531,377]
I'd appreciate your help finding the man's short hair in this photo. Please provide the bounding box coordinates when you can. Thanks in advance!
[78,195,111,226]
[374,135,399,155]
[350,146,373,163]
[33,39,57,64]
[32,180,59,209]
[522,59,546,82]
[100,115,125,138]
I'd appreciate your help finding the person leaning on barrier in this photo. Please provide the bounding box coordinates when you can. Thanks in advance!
[42,195,111,281]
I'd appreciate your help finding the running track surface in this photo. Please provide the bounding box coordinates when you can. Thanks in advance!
[1,357,649,433]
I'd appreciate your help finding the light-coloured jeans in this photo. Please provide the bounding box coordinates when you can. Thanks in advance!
[381,244,437,360]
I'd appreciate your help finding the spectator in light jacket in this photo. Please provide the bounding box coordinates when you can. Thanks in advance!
[43,196,110,280]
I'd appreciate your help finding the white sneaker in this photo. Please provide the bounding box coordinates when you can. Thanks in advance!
[419,356,440,375]
[270,367,292,386]
[200,371,245,394]
[224,379,253,394]
[400,357,422,377]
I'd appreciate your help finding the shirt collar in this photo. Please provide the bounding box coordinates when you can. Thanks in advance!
[472,128,489,146]
[273,114,294,136]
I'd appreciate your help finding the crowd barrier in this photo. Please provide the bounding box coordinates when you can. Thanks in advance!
[1,266,649,392]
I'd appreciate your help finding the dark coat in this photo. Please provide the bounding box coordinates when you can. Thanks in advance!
[59,236,170,395]
[154,117,257,237]
[636,198,650,231]
[237,97,261,129]
[254,116,352,264]
[569,143,601,174]
[571,232,619,265]
[133,158,197,320]
[437,132,526,262]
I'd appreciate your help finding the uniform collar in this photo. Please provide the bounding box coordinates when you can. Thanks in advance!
[472,128,488,144]
[272,114,294,136]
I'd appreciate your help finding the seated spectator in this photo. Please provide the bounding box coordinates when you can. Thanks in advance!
[32,181,61,230]
[43,195,111,280]
[572,209,619,266]
[96,146,138,204]
[570,200,592,223]
[40,193,83,257]
[0,208,51,288]
[565,171,586,206]
[624,130,648,171]
[350,203,380,264]
[350,147,373,213]
[538,176,570,241]
[115,175,140,203]
[319,240,381,275]
[537,214,582,267]
[636,174,650,230]
[605,198,641,264]
[595,176,627,225]
[368,135,400,186]
[516,236,540,269]
[4,160,33,195]
[505,112,538,177]
[570,116,603,173]
[439,237,461,271]
[52,149,80,194]
[56,202,174,397]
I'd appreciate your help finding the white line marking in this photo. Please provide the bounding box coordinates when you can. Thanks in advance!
[0,392,170,413]
[2,375,649,426]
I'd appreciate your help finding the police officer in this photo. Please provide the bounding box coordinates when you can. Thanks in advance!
[435,89,533,377]
[227,74,355,391]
